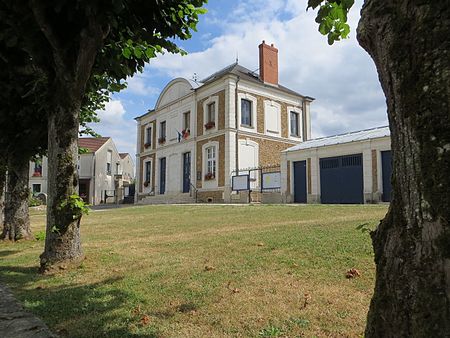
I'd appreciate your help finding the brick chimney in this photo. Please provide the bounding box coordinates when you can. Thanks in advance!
[259,40,278,86]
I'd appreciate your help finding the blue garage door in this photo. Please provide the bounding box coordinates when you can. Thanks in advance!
[293,161,307,203]
[320,154,363,204]
[381,151,392,202]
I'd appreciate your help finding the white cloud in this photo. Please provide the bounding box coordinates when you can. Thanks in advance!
[96,100,125,125]
[93,99,137,156]
[126,76,160,97]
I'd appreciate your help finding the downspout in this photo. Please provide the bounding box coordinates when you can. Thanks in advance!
[235,75,240,174]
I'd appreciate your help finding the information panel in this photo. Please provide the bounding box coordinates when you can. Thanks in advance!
[232,175,250,191]
[262,172,281,189]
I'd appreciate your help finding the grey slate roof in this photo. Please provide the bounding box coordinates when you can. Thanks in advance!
[284,126,390,152]
[200,62,314,100]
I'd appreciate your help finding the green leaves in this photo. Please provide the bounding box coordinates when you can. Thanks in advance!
[58,194,90,220]
[307,0,354,45]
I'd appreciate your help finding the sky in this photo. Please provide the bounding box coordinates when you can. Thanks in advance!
[94,0,387,157]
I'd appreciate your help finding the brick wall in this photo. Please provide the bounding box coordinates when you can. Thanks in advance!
[196,134,226,188]
[197,190,224,203]
[196,90,225,137]
[239,135,294,166]
[140,121,156,153]
[240,91,290,138]
[139,153,155,193]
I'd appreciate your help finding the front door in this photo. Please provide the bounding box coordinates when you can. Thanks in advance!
[79,179,90,203]
[159,157,166,194]
[182,152,191,193]
[293,161,307,203]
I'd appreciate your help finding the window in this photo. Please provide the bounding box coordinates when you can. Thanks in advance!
[290,111,300,136]
[159,121,166,143]
[183,111,190,131]
[205,146,216,179]
[145,126,152,148]
[207,102,215,123]
[33,159,42,177]
[106,150,112,175]
[116,163,121,175]
[241,99,252,126]
[32,184,41,194]
[144,161,151,186]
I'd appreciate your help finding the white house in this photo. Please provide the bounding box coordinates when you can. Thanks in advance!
[29,137,135,205]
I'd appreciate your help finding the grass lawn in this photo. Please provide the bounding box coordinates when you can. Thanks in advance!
[0,204,387,337]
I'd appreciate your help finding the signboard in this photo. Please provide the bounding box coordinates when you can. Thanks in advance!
[262,172,281,189]
[232,174,250,191]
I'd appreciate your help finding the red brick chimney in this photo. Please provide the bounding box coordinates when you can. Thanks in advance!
[259,40,278,86]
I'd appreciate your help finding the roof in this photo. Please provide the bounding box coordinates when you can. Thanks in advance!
[119,153,130,159]
[79,137,110,153]
[201,62,314,100]
[284,126,390,152]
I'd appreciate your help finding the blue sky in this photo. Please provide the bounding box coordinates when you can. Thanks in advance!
[94,0,387,157]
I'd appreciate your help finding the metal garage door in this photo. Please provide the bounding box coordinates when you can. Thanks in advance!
[381,151,392,202]
[320,154,363,204]
[293,161,307,203]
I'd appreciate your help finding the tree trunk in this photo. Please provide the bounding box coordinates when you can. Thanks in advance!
[1,157,32,241]
[39,88,83,270]
[0,162,6,236]
[357,0,450,336]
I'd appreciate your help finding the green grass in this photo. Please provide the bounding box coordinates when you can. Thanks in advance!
[0,204,387,337]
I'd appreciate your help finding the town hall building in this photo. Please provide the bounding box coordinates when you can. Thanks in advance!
[135,41,314,204]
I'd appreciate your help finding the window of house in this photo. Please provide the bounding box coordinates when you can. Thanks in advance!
[116,163,121,175]
[33,159,42,177]
[106,150,112,175]
[183,111,190,131]
[290,111,300,136]
[207,102,215,123]
[145,126,152,147]
[205,146,216,178]
[159,121,166,143]
[32,184,41,194]
[241,99,252,126]
[144,161,151,185]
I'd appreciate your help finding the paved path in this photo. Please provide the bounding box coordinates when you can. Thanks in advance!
[0,284,57,338]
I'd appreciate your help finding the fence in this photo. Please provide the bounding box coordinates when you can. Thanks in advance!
[231,164,281,193]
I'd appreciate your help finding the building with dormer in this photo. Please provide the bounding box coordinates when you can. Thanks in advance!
[135,41,314,204]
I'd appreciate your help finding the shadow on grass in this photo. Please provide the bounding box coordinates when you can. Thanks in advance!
[0,249,20,257]
[0,265,160,338]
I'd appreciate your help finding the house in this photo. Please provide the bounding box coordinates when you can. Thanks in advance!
[135,41,314,204]
[281,126,392,204]
[29,137,135,205]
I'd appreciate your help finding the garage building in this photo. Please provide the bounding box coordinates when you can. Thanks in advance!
[281,126,392,204]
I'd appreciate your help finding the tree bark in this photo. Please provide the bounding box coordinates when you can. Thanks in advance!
[1,157,32,241]
[39,83,83,270]
[357,0,450,336]
[0,162,6,235]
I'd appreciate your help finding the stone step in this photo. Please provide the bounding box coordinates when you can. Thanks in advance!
[138,193,196,205]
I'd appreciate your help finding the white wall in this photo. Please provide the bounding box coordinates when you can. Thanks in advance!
[282,136,391,203]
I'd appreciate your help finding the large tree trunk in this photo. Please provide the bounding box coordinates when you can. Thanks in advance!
[357,0,450,336]
[39,84,83,270]
[1,157,32,241]
[0,162,6,235]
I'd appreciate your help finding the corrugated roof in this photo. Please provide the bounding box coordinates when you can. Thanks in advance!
[79,137,110,153]
[119,153,129,159]
[284,126,390,152]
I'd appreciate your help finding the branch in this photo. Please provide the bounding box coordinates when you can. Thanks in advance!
[29,0,66,71]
